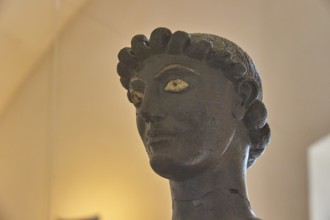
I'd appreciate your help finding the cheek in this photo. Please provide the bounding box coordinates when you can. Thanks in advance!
[191,104,235,149]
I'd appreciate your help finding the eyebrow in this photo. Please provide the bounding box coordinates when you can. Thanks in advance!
[154,64,200,79]
[130,77,141,83]
[129,77,144,89]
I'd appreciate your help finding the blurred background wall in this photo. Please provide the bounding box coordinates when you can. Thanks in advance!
[0,0,329,220]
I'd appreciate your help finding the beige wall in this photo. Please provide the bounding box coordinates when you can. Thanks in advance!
[0,0,330,220]
[0,57,52,220]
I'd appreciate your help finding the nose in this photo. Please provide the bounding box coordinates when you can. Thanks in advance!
[138,110,164,123]
[138,92,165,123]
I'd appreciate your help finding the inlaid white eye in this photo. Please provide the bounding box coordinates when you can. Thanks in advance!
[130,90,144,107]
[164,79,189,92]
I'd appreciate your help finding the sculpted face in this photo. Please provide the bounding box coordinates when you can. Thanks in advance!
[118,28,270,220]
[128,55,239,181]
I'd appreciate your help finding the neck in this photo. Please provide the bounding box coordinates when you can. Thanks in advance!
[169,128,258,220]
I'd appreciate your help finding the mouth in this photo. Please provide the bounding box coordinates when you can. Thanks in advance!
[145,128,178,153]
[147,135,174,146]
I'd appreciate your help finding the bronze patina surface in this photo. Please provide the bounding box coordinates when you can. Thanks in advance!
[117,27,270,220]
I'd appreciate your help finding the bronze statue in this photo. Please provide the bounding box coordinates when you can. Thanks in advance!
[117,27,270,220]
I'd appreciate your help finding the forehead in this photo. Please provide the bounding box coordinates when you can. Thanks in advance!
[133,54,222,80]
[155,64,200,77]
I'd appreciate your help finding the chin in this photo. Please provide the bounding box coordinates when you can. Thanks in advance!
[149,152,214,182]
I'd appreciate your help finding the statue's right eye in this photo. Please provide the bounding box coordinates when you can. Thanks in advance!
[164,78,190,93]
[130,90,144,107]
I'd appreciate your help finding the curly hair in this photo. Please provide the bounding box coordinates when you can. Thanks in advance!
[117,27,270,168]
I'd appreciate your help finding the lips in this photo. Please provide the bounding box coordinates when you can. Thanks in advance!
[148,135,175,145]
[146,129,176,146]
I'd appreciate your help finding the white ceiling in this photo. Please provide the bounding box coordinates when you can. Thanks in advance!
[0,0,89,117]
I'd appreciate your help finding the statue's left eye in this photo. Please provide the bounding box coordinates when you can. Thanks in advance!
[164,79,189,93]
[130,90,144,107]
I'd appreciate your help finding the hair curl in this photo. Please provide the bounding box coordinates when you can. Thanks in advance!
[117,27,270,167]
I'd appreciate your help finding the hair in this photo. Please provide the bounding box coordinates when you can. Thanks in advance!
[117,27,271,168]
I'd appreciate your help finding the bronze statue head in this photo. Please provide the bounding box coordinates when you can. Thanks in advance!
[117,27,270,179]
[117,27,270,219]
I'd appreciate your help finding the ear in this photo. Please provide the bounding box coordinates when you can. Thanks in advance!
[232,79,259,120]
